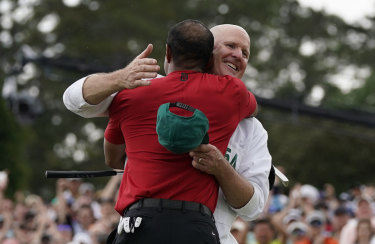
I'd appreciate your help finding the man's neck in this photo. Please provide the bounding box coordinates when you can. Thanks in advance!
[166,64,202,74]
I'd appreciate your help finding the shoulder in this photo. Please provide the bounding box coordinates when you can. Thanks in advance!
[229,118,256,149]
[230,117,268,149]
[214,74,244,84]
[236,117,266,137]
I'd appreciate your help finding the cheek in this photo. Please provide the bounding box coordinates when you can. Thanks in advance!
[241,59,248,68]
[212,58,225,73]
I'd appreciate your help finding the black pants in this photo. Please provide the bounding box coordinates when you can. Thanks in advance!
[107,199,220,244]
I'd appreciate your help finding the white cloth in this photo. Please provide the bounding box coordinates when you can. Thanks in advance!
[63,76,114,118]
[215,118,271,244]
[63,76,271,244]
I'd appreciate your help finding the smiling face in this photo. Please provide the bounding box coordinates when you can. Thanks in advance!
[210,25,250,79]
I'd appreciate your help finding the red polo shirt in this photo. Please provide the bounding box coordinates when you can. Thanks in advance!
[105,70,256,214]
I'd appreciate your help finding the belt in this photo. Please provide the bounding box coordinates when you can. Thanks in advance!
[127,198,213,217]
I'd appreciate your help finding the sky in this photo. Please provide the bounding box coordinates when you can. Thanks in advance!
[297,0,375,27]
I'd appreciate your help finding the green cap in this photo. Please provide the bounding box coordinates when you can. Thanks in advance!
[156,102,209,154]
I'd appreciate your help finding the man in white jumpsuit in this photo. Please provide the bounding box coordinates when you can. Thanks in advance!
[63,24,272,244]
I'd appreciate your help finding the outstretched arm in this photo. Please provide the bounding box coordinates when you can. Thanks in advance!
[189,118,271,219]
[83,44,160,105]
[63,44,160,118]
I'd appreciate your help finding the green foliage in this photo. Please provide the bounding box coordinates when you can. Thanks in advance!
[0,0,374,198]
[261,109,375,193]
[0,98,29,197]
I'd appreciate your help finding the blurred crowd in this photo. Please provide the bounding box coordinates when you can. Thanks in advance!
[1,169,375,244]
[231,178,375,244]
[0,170,121,244]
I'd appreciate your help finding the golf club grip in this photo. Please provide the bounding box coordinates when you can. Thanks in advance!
[45,170,120,178]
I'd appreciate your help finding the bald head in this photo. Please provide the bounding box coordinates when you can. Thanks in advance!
[209,24,251,79]
[210,24,250,47]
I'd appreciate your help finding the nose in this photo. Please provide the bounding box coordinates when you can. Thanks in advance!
[231,47,242,59]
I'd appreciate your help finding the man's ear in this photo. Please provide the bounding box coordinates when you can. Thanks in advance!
[203,54,214,73]
[166,44,172,63]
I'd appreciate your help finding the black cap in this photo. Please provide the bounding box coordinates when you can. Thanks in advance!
[334,207,350,216]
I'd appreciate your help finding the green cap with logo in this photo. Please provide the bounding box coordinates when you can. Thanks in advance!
[156,102,209,154]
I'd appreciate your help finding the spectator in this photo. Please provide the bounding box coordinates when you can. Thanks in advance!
[354,218,375,244]
[271,184,303,244]
[230,217,250,244]
[305,210,338,244]
[321,184,339,212]
[286,221,309,244]
[57,224,73,243]
[76,183,101,220]
[1,238,20,244]
[331,207,351,241]
[340,195,375,244]
[251,218,282,244]
[71,204,95,235]
[299,184,320,214]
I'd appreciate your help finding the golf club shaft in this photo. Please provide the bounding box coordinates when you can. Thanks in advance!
[45,170,123,178]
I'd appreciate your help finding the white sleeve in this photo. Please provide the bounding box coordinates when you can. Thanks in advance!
[62,76,116,118]
[231,118,271,220]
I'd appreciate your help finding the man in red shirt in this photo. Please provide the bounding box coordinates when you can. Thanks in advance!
[104,19,257,244]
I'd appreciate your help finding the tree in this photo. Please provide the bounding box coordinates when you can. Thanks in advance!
[0,97,28,196]
[1,0,374,197]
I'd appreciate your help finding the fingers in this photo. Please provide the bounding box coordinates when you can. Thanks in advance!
[192,158,203,170]
[132,79,152,88]
[134,71,158,80]
[129,58,160,80]
[192,156,207,170]
[136,44,153,59]
[135,57,159,66]
[189,144,213,157]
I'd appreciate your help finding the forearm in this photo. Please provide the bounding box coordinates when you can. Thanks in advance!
[83,44,160,104]
[222,118,271,217]
[64,45,159,117]
[56,187,68,224]
[63,76,115,118]
[214,161,254,209]
[83,72,121,105]
[100,174,122,200]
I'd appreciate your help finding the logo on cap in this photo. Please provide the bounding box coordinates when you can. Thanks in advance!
[156,102,209,154]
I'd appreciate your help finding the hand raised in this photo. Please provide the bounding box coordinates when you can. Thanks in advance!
[116,44,160,89]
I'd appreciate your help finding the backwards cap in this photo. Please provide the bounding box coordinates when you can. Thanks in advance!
[156,102,209,154]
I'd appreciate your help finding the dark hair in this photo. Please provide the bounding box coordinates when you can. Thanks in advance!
[167,19,213,70]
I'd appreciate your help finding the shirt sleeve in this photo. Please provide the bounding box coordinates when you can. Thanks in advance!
[231,77,257,119]
[231,118,271,220]
[104,117,125,144]
[62,76,117,118]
